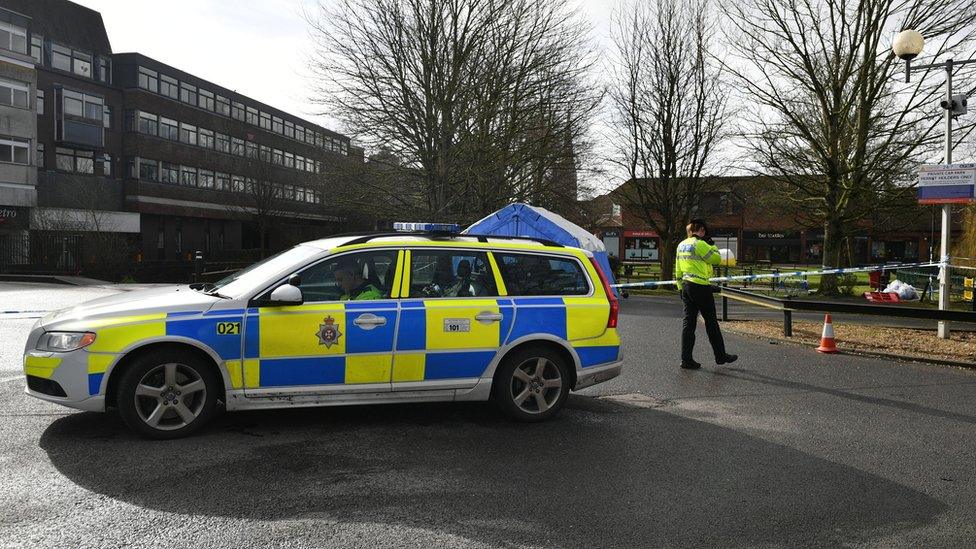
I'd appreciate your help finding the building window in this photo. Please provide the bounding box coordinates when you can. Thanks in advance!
[260,112,272,130]
[101,153,113,177]
[295,187,305,202]
[138,67,158,93]
[0,21,28,54]
[198,128,214,149]
[272,116,283,134]
[0,78,29,108]
[246,141,258,159]
[284,120,294,138]
[36,89,44,114]
[284,151,294,168]
[340,141,348,155]
[179,123,197,146]
[98,57,111,83]
[215,172,230,191]
[36,143,44,167]
[103,105,113,129]
[61,89,104,122]
[272,148,283,165]
[52,43,71,71]
[295,125,305,142]
[138,112,158,136]
[198,88,214,111]
[55,147,94,174]
[215,132,230,153]
[160,75,178,99]
[180,166,197,187]
[72,50,92,78]
[160,161,179,184]
[216,95,230,117]
[160,117,179,141]
[295,155,305,172]
[260,145,272,162]
[179,82,197,105]
[231,137,245,156]
[232,101,245,121]
[30,35,43,63]
[232,175,244,192]
[246,106,258,125]
[199,170,214,189]
[139,158,159,181]
[0,136,29,165]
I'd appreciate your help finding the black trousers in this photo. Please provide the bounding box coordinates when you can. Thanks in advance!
[681,283,727,363]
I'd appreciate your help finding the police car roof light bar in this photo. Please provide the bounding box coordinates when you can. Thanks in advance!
[340,231,563,248]
[393,222,461,234]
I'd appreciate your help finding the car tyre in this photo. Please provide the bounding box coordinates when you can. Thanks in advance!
[492,345,571,422]
[116,349,219,439]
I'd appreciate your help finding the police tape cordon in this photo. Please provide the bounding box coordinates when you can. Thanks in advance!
[610,259,952,289]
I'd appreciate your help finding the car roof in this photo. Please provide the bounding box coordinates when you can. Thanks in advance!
[303,234,591,256]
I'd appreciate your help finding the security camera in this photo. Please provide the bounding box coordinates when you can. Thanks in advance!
[940,95,968,116]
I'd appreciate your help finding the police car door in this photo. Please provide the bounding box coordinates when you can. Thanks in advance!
[241,249,402,397]
[393,248,508,392]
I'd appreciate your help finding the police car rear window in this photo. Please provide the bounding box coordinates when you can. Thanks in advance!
[409,250,498,298]
[494,253,589,296]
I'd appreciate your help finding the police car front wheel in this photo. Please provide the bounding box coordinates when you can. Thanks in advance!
[493,346,570,422]
[117,350,220,439]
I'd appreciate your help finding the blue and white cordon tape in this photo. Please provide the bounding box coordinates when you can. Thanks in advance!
[610,259,948,289]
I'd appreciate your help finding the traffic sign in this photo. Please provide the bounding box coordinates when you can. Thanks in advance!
[917,164,976,204]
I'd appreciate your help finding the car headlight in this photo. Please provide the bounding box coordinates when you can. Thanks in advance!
[36,332,96,352]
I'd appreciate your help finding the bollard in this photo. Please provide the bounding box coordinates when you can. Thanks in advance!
[783,309,792,337]
[193,250,203,282]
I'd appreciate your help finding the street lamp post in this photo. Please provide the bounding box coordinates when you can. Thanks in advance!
[893,30,975,339]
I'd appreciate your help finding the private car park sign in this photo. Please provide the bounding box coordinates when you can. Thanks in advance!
[917,163,976,204]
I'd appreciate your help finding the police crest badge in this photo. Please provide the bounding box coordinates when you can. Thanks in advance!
[316,315,342,348]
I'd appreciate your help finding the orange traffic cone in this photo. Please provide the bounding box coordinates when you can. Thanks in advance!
[816,314,839,353]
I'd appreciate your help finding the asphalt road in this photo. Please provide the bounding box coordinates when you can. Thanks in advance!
[0,283,974,548]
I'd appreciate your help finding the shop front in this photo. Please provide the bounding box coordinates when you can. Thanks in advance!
[623,229,659,263]
[742,231,801,263]
[870,237,921,262]
[601,229,621,259]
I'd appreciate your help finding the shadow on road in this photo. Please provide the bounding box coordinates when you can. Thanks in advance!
[39,396,944,547]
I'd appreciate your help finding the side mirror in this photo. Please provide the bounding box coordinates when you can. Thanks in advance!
[268,283,303,305]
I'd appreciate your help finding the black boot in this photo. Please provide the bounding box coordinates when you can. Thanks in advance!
[716,354,738,365]
[680,360,702,370]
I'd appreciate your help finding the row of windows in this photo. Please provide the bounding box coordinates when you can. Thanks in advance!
[0,136,30,165]
[130,157,324,204]
[137,66,348,155]
[32,36,111,84]
[128,110,323,174]
[0,21,27,55]
[54,147,112,176]
[0,77,29,109]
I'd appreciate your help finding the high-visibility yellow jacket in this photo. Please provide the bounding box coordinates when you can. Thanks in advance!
[675,236,720,289]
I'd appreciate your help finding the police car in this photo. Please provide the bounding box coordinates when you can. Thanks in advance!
[23,223,622,438]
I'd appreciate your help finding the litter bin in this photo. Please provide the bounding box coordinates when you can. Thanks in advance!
[868,270,890,289]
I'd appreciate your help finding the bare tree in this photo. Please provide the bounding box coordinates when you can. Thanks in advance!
[225,155,288,256]
[607,0,730,280]
[307,0,600,223]
[723,0,976,288]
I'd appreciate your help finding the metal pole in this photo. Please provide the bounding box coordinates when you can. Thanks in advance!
[938,59,953,339]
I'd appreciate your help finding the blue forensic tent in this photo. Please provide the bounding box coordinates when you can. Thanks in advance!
[464,203,619,294]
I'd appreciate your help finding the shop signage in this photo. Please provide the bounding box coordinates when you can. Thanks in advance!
[603,229,620,237]
[623,230,657,238]
[743,230,799,240]
[917,164,976,204]
[0,207,26,230]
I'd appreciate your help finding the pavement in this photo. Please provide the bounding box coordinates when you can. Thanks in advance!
[0,283,974,547]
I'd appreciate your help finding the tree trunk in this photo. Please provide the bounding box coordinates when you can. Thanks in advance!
[660,235,677,285]
[819,218,845,295]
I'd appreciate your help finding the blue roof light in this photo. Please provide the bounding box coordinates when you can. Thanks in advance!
[393,222,461,234]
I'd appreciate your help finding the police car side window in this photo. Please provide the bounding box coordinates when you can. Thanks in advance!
[409,250,498,298]
[495,253,589,296]
[296,249,399,302]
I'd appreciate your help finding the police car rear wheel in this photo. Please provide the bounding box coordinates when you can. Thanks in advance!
[117,351,219,439]
[493,346,569,422]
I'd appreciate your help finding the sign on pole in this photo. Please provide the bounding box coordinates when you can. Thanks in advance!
[917,163,976,204]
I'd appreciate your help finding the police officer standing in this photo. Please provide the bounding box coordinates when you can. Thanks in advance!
[675,220,737,370]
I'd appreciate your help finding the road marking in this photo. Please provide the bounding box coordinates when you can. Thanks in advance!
[599,393,670,408]
[0,375,24,384]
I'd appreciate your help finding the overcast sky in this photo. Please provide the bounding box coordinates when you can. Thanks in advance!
[72,0,615,139]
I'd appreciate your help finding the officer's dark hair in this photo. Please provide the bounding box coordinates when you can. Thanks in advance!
[686,220,708,237]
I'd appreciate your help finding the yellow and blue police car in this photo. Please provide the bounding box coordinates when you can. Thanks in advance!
[23,223,622,438]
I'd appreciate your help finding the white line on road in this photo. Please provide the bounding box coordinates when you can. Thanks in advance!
[1,375,24,384]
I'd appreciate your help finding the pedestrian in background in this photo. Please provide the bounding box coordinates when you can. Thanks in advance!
[675,220,738,370]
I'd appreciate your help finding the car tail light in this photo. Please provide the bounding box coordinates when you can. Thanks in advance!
[589,257,619,328]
